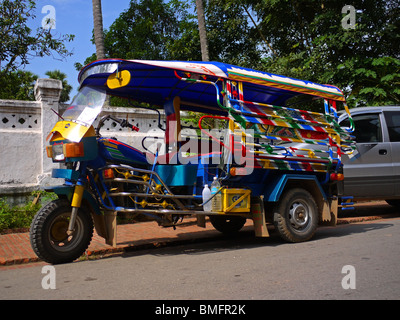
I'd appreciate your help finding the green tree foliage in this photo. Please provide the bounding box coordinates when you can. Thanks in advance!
[75,0,200,70]
[0,0,74,100]
[45,70,73,102]
[0,0,74,73]
[206,0,261,67]
[93,0,261,66]
[251,0,400,107]
[105,0,200,61]
[0,70,38,100]
[78,0,399,108]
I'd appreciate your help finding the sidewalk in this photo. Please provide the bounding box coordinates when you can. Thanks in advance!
[1,201,399,266]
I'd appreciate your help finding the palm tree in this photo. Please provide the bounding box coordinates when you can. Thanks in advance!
[45,70,72,102]
[92,0,105,59]
[196,0,209,61]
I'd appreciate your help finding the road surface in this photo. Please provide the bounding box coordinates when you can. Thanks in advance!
[1,218,399,302]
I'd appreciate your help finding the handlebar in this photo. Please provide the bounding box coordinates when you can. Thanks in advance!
[96,115,139,136]
[119,119,140,131]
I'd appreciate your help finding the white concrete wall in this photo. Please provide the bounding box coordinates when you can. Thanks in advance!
[0,78,199,205]
[0,99,42,186]
[0,79,165,204]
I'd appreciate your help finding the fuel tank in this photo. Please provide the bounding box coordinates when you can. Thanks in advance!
[98,138,148,166]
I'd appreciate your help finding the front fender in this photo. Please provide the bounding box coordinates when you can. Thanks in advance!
[45,185,117,246]
[45,185,102,215]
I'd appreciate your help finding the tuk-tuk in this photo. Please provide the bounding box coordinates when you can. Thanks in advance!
[30,59,355,264]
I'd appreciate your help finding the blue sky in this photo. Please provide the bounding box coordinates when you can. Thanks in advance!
[26,0,132,101]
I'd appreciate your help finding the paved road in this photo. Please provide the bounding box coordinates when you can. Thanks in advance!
[1,218,400,302]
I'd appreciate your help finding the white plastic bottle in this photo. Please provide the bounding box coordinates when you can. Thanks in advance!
[211,176,222,212]
[202,184,212,212]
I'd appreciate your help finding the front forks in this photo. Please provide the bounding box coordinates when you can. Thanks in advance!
[67,184,85,234]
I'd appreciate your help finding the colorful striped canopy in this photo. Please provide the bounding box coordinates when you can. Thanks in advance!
[78,59,346,114]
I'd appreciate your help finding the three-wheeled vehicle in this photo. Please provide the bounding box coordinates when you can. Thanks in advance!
[30,59,355,264]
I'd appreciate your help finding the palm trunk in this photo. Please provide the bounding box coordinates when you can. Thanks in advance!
[196,0,209,61]
[92,0,105,59]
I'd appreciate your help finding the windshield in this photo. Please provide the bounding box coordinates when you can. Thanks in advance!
[62,86,106,127]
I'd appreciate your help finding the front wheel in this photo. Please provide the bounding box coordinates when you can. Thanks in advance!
[273,188,318,243]
[30,199,94,264]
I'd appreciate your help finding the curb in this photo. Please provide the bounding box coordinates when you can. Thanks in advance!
[336,213,399,224]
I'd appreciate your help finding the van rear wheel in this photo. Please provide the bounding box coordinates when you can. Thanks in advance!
[273,188,318,243]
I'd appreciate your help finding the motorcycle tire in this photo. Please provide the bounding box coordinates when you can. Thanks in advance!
[273,188,318,243]
[30,199,94,264]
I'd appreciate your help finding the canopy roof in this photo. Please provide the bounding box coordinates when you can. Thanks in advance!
[78,59,346,114]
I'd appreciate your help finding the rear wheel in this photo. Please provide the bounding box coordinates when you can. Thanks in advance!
[386,199,400,208]
[209,215,246,235]
[273,188,318,242]
[30,199,94,264]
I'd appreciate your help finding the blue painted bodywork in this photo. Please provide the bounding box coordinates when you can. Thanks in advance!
[98,138,148,166]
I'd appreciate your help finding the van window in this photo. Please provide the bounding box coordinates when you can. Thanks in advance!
[384,111,400,142]
[340,113,382,143]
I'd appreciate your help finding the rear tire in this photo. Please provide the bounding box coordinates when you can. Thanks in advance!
[386,199,400,208]
[209,215,246,235]
[30,199,94,264]
[273,188,318,243]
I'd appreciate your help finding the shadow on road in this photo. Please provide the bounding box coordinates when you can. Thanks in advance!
[114,201,399,258]
[112,201,399,260]
[118,217,396,260]
[316,220,394,240]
